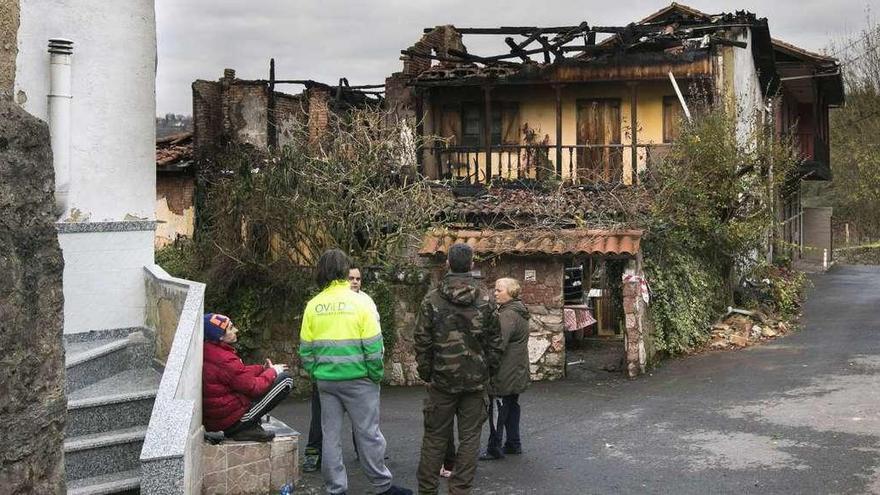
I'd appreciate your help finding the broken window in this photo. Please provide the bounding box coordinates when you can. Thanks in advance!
[458,102,521,147]
[461,103,482,146]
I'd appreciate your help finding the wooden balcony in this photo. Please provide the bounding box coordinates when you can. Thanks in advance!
[427,143,672,185]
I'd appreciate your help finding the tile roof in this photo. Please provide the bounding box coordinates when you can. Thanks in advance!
[156,131,193,170]
[419,228,642,257]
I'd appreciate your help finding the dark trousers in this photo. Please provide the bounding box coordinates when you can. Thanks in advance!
[224,372,293,436]
[306,382,358,455]
[486,394,521,454]
[417,387,488,495]
[443,427,456,469]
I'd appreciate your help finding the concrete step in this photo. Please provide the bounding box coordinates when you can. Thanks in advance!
[67,368,160,437]
[67,468,140,495]
[65,332,150,392]
[64,426,147,482]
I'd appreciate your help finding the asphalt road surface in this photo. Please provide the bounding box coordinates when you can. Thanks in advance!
[275,264,880,494]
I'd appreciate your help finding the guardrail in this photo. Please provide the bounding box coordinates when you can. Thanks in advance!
[140,264,205,495]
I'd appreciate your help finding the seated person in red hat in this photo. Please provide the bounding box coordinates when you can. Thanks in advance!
[202,313,293,442]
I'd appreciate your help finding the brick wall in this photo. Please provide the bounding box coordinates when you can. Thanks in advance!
[307,87,330,143]
[401,25,465,77]
[157,174,194,215]
[193,69,312,164]
[275,93,307,148]
[192,79,222,163]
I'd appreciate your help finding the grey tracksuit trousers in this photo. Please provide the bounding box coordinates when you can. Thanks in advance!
[317,378,393,494]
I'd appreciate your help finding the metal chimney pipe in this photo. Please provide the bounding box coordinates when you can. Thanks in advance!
[48,38,73,214]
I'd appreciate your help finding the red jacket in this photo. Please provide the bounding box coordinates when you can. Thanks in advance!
[202,341,277,432]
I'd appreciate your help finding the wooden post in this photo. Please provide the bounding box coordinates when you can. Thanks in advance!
[267,58,277,149]
[554,84,563,178]
[628,82,638,185]
[415,88,425,176]
[483,85,493,182]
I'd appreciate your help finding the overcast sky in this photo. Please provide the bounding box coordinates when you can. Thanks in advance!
[156,0,873,116]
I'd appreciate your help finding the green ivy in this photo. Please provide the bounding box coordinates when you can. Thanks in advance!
[364,279,398,351]
[643,243,726,355]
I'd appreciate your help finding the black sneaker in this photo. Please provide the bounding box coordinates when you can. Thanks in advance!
[377,486,413,495]
[503,445,523,455]
[478,449,504,461]
[229,423,275,442]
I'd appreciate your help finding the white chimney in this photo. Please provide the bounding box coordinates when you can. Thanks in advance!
[48,38,73,215]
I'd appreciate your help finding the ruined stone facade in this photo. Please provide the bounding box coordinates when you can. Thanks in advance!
[479,256,566,381]
[0,100,66,494]
[192,69,327,163]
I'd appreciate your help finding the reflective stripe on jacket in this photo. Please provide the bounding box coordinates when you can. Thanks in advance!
[299,280,384,382]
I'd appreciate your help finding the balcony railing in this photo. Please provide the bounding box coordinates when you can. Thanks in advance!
[428,143,672,185]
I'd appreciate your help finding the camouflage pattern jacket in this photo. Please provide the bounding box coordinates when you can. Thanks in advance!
[414,272,503,394]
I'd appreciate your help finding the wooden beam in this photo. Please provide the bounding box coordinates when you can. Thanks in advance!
[483,86,493,182]
[424,26,581,35]
[555,84,563,178]
[267,58,277,149]
[628,82,638,185]
[400,49,467,64]
[504,37,530,62]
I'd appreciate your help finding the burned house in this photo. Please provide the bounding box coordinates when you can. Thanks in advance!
[155,131,194,248]
[383,3,842,380]
[163,66,384,248]
[192,65,384,163]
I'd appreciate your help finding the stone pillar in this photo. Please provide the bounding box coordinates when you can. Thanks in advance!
[622,258,648,379]
[0,100,66,492]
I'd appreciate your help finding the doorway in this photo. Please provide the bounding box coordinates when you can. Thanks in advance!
[576,98,622,182]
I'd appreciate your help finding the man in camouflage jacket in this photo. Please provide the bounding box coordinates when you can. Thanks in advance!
[414,243,503,495]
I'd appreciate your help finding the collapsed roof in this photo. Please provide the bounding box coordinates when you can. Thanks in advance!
[402,5,776,90]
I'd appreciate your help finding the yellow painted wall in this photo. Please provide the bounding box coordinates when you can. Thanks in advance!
[429,81,679,184]
[155,197,194,249]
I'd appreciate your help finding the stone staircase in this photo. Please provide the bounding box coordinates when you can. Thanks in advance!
[64,330,160,495]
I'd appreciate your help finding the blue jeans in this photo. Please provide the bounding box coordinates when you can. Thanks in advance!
[487,394,521,454]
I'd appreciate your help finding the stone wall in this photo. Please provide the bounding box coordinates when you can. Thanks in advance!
[0,0,18,98]
[478,256,566,381]
[202,419,299,495]
[391,255,567,384]
[384,280,430,386]
[0,100,66,493]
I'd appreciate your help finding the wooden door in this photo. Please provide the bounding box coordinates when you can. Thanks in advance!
[576,99,622,182]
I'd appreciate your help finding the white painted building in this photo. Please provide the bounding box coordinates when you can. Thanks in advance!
[13,0,157,334]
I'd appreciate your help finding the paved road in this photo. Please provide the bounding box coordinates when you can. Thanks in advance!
[275,265,880,494]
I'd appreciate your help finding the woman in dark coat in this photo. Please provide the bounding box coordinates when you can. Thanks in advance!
[481,277,531,460]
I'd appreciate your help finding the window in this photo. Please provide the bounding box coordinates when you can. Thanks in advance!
[459,102,520,147]
[461,103,481,147]
[663,95,684,143]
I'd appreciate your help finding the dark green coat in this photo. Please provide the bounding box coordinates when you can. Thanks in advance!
[414,273,503,394]
[489,299,531,396]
